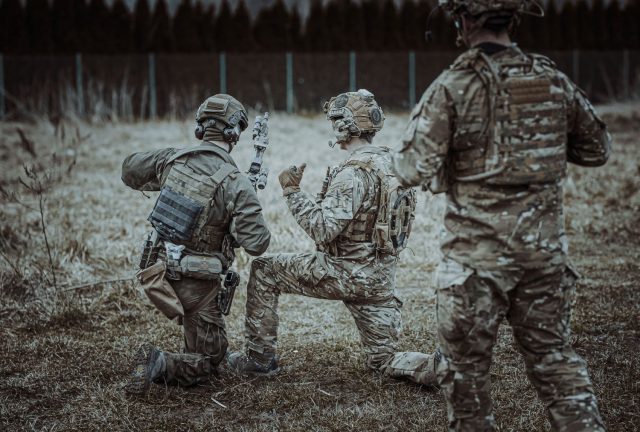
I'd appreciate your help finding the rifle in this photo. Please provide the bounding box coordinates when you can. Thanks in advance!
[316,166,335,203]
[247,112,270,191]
[215,112,270,315]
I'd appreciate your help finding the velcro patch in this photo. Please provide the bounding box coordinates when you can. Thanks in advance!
[506,78,552,105]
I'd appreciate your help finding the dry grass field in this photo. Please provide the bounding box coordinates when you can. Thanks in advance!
[0,106,639,431]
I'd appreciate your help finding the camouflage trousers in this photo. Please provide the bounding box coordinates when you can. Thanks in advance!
[244,252,437,386]
[161,277,227,387]
[436,260,604,431]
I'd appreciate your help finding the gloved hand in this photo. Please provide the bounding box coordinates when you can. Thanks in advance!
[278,163,306,196]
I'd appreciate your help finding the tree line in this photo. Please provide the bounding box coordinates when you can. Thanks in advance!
[0,0,638,54]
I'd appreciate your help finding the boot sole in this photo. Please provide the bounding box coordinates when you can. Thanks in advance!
[125,344,159,395]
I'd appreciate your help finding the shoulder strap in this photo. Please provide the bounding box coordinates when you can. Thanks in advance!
[211,163,237,186]
[166,147,220,165]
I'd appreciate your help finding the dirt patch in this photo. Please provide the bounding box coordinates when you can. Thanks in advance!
[0,109,638,431]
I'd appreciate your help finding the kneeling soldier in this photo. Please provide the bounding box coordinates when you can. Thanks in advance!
[121,94,270,394]
[227,89,440,386]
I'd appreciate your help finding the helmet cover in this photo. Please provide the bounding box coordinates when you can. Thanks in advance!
[196,94,249,131]
[323,89,385,144]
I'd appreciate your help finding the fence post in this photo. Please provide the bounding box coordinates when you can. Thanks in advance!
[75,53,84,116]
[148,53,157,119]
[572,49,580,86]
[622,49,630,100]
[0,53,4,120]
[286,52,294,114]
[219,52,227,94]
[408,51,416,108]
[349,51,356,92]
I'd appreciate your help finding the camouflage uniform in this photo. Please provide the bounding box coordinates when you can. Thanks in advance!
[122,141,270,386]
[244,145,437,385]
[393,44,610,430]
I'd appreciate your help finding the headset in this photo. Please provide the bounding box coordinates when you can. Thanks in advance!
[194,110,248,143]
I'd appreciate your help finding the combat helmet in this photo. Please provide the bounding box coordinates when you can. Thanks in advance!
[323,89,385,146]
[195,94,248,144]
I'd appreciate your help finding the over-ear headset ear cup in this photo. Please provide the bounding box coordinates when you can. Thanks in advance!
[194,123,205,140]
[223,126,240,143]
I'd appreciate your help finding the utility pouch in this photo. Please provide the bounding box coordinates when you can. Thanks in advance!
[180,255,223,280]
[218,271,240,316]
[136,261,184,320]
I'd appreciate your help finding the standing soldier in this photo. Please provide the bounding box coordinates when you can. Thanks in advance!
[227,89,440,387]
[121,94,270,394]
[392,1,611,430]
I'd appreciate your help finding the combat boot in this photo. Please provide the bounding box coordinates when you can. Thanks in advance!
[125,342,166,395]
[226,351,279,376]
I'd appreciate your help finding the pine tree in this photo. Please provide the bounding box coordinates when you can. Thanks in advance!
[254,0,291,51]
[111,0,132,53]
[149,0,174,52]
[229,0,253,52]
[214,0,233,52]
[591,0,608,50]
[344,0,366,51]
[194,1,216,52]
[0,0,28,53]
[399,0,419,50]
[575,0,594,49]
[606,0,624,50]
[174,0,200,52]
[361,0,383,51]
[289,5,304,52]
[51,0,77,53]
[86,0,112,53]
[73,0,88,52]
[560,0,579,50]
[25,0,53,53]
[324,0,347,51]
[304,0,329,51]
[381,0,403,50]
[545,0,560,50]
[623,0,640,49]
[133,0,152,52]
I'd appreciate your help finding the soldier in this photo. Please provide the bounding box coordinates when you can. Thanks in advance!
[121,94,271,394]
[227,89,440,386]
[392,1,611,430]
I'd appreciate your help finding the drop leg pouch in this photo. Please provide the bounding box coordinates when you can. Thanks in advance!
[136,261,184,320]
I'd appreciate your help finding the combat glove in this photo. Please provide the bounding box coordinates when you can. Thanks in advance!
[278,163,306,196]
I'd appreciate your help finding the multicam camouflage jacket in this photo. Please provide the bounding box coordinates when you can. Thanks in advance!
[392,44,611,272]
[285,145,396,262]
[121,142,271,263]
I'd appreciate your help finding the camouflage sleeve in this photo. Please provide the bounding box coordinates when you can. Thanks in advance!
[392,79,454,188]
[285,167,365,245]
[563,76,611,167]
[228,176,271,256]
[121,148,176,191]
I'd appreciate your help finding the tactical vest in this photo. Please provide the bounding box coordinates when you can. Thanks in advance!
[452,50,568,185]
[148,147,238,262]
[335,149,416,256]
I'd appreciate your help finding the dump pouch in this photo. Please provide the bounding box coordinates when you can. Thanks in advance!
[136,261,184,320]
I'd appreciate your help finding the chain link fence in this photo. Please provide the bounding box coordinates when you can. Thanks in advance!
[1,50,638,120]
